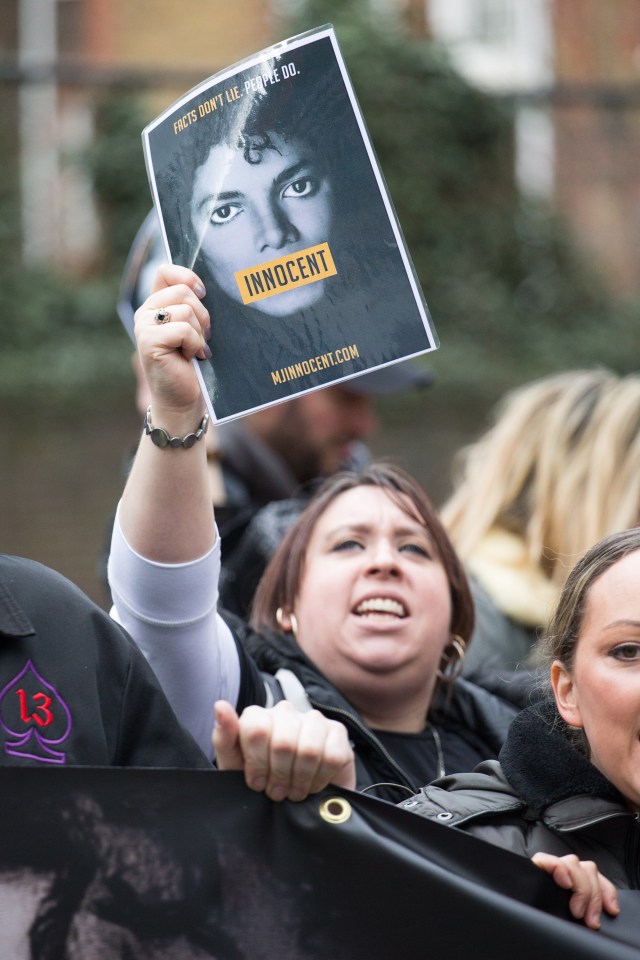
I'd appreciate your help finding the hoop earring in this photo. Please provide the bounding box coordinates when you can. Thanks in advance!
[275,607,298,637]
[437,635,466,684]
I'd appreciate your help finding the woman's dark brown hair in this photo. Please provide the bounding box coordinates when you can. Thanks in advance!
[250,461,475,644]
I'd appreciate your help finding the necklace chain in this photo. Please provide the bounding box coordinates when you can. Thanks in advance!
[431,724,445,780]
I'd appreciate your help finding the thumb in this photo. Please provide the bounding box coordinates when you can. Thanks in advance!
[212,700,243,770]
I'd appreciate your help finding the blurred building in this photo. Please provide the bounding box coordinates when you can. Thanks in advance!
[426,0,640,293]
[1,0,277,270]
[3,0,640,292]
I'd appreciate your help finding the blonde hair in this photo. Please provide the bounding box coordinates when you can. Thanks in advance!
[442,370,640,587]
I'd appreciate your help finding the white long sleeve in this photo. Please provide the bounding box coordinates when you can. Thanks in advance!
[108,504,241,759]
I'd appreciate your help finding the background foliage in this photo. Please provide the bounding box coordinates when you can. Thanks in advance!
[0,90,151,401]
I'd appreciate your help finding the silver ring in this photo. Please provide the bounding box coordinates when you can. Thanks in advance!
[154,308,171,324]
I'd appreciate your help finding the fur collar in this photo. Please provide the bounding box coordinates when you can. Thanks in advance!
[499,699,624,815]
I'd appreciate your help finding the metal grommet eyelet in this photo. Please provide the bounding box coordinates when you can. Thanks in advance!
[436,811,454,821]
[319,796,352,824]
[402,800,419,808]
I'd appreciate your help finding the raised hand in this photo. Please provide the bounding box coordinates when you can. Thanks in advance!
[134,264,211,419]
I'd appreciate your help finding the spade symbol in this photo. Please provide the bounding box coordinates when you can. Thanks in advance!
[0,660,72,763]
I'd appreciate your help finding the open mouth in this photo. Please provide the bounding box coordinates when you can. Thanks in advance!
[354,597,407,619]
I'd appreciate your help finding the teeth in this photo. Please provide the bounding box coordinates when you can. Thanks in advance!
[355,598,406,618]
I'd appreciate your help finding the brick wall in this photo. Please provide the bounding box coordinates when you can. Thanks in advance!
[79,0,275,74]
[552,0,640,293]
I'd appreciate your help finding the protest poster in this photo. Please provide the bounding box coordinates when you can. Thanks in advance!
[143,25,438,422]
[0,767,638,959]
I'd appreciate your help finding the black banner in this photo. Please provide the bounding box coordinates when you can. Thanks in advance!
[0,767,637,959]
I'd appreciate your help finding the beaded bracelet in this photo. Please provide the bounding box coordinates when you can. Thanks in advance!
[143,406,210,449]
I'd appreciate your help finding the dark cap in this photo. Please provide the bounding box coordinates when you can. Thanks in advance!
[341,362,434,396]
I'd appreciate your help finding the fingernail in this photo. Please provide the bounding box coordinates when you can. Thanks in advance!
[250,776,266,792]
[195,282,206,298]
[202,344,212,360]
[204,324,212,341]
[269,786,286,802]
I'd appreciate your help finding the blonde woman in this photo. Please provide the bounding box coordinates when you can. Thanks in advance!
[441,369,640,675]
